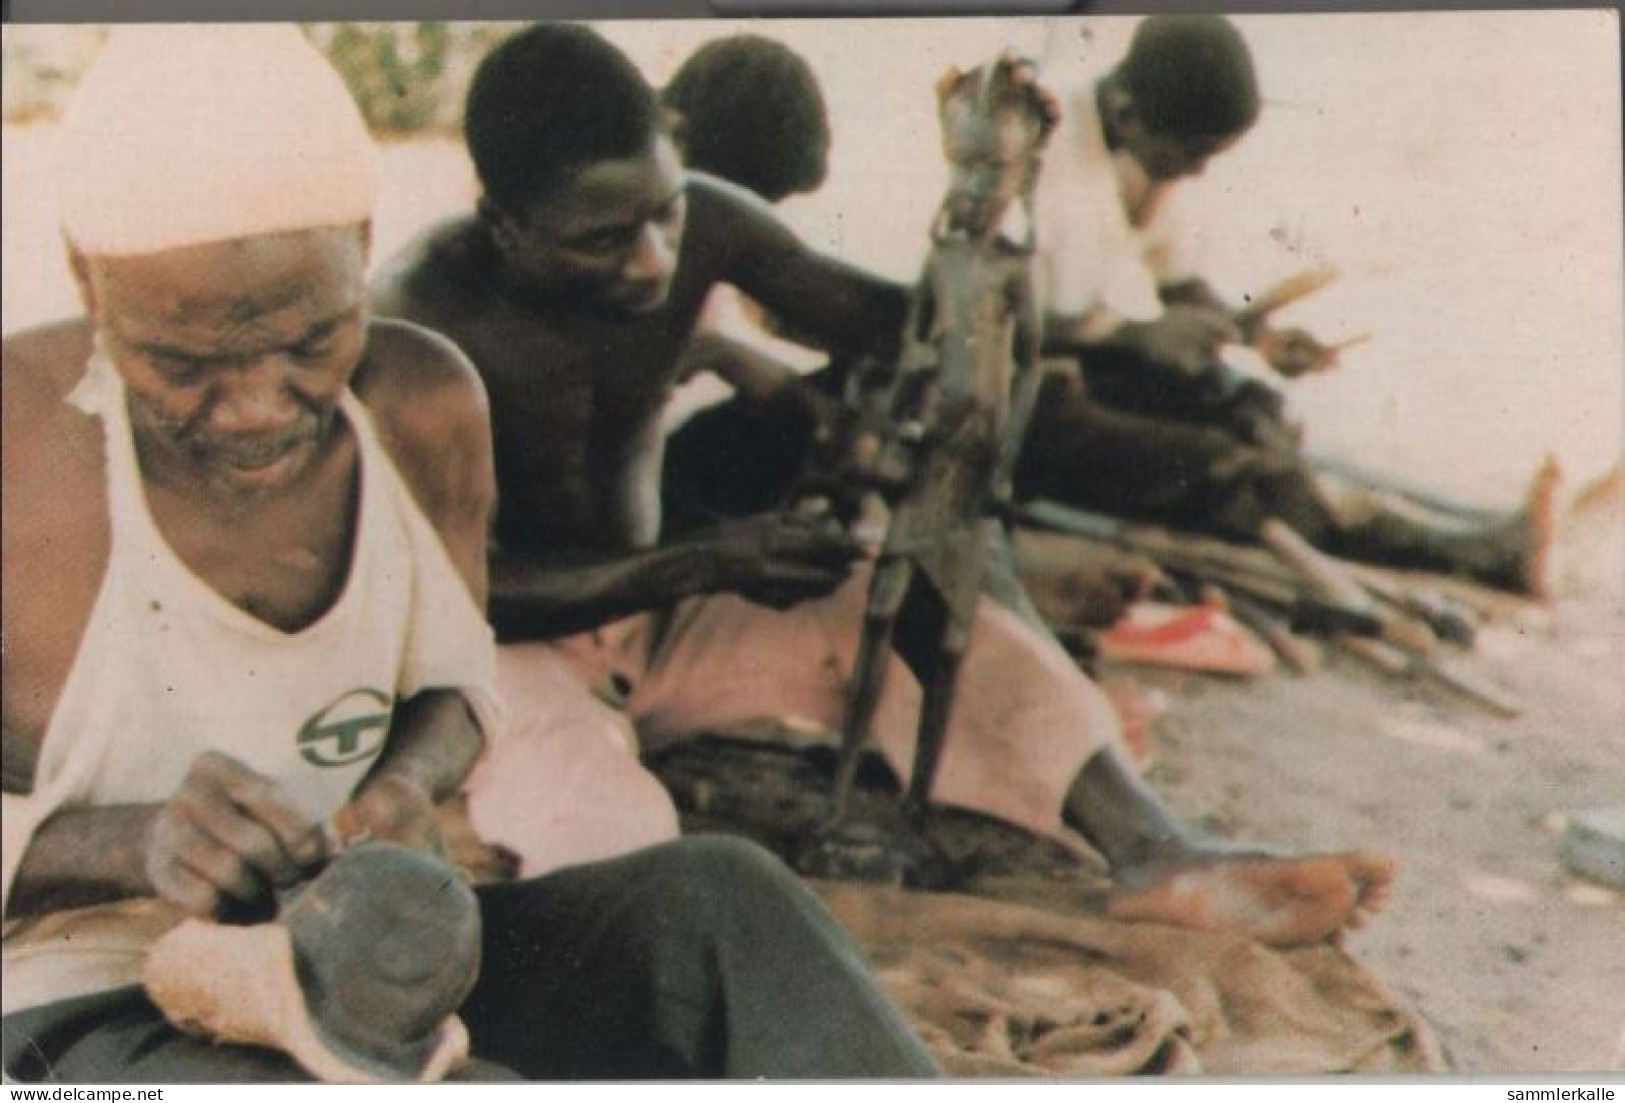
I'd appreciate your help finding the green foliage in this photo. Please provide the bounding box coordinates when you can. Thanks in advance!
[308,22,515,136]
[309,23,454,135]
[1,23,510,134]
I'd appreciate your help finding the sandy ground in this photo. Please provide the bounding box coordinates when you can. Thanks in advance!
[1112,584,1625,1073]
[4,13,1622,1076]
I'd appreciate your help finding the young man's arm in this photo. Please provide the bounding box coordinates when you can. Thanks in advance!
[1044,296,1238,379]
[488,510,863,639]
[1162,276,1334,379]
[699,178,909,361]
[681,328,809,402]
[340,321,498,847]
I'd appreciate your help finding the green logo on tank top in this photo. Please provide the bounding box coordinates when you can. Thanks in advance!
[298,688,393,768]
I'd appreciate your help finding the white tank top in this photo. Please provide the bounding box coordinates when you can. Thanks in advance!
[2,350,499,1013]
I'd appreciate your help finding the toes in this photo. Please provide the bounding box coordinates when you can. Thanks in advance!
[1354,850,1398,880]
[1345,851,1398,911]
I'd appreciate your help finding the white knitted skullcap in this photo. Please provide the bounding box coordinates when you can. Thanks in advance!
[58,25,377,256]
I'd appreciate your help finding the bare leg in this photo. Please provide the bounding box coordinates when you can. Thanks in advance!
[829,557,911,818]
[796,559,951,884]
[903,639,965,814]
[1065,749,1395,948]
[1318,456,1561,597]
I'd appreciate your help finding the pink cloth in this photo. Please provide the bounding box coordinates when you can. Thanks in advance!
[468,568,1122,876]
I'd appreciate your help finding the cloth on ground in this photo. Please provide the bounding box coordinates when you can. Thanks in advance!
[469,564,1123,877]
[815,881,1444,1076]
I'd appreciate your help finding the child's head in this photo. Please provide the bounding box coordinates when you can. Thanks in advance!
[663,34,831,204]
[1105,15,1259,182]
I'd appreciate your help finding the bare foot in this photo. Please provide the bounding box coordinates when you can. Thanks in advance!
[1105,850,1396,948]
[1514,454,1562,600]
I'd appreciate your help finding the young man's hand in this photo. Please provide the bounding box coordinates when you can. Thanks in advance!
[706,510,866,609]
[752,375,842,448]
[144,751,326,918]
[1022,545,1166,631]
[1116,305,1240,377]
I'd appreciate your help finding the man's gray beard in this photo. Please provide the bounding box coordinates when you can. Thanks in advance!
[141,402,336,507]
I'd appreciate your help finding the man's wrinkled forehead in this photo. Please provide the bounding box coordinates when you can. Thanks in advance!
[89,226,367,345]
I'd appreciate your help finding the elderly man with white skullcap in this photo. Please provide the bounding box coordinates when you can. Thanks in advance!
[1,26,938,1082]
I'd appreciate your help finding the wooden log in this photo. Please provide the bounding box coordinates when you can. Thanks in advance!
[1259,519,1374,612]
[1020,501,1298,589]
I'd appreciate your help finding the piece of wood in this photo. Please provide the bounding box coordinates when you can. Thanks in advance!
[1334,634,1522,717]
[1336,634,1412,677]
[1228,591,1324,675]
[1260,519,1373,611]
[1234,266,1340,333]
[1261,519,1440,657]
[1420,652,1525,718]
[1020,501,1300,589]
[1359,572,1478,647]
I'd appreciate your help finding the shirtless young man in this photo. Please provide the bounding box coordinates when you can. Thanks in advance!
[1,27,938,1081]
[374,23,1395,948]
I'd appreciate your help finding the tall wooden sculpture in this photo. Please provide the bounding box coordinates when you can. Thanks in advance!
[799,53,1056,880]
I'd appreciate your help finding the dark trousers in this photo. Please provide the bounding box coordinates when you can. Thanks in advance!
[662,363,1330,544]
[2,836,939,1082]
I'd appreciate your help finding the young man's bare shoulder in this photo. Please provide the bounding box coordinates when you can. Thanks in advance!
[683,173,784,242]
[371,215,493,323]
[685,171,775,217]
[678,172,808,280]
[354,318,490,445]
[352,318,493,532]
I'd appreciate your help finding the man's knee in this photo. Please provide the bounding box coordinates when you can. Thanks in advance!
[636,834,804,912]
[1211,455,1333,541]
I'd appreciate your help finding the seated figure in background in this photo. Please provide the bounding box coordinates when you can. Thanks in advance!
[1029,13,1556,596]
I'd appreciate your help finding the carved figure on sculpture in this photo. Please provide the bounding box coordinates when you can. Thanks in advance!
[797,53,1057,882]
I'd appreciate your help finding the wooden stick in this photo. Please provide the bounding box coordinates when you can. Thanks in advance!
[1334,635,1523,717]
[1020,501,1299,589]
[1018,502,1384,635]
[1358,571,1478,647]
[1259,519,1373,611]
[1234,266,1340,332]
[1260,519,1440,657]
[1228,591,1324,675]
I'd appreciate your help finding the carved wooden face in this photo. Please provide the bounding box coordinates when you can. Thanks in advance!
[936,61,1047,237]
